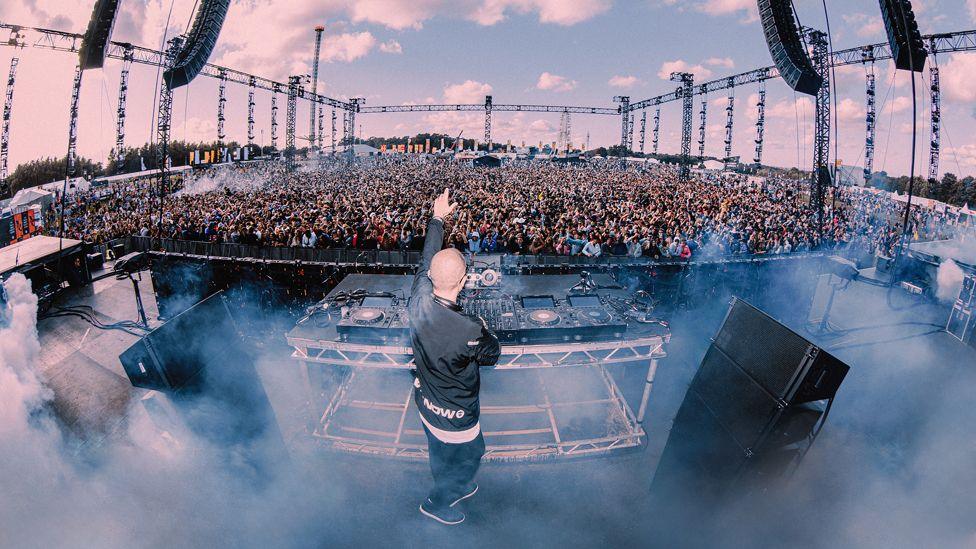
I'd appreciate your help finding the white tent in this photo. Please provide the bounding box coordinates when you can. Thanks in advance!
[9,187,54,211]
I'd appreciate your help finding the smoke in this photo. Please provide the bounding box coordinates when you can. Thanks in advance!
[936,259,964,302]
[176,166,268,196]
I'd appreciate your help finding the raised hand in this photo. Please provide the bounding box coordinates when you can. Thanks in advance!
[433,189,457,219]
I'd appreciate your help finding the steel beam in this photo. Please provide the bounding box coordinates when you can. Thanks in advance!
[697,98,707,158]
[754,80,766,165]
[0,56,18,197]
[247,76,255,144]
[114,47,132,173]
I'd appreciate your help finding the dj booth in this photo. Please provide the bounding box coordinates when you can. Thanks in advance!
[286,273,669,462]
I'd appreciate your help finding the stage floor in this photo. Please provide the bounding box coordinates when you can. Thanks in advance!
[27,268,976,547]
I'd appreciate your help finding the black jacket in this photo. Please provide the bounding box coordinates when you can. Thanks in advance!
[409,218,501,434]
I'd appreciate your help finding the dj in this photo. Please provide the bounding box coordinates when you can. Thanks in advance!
[409,189,501,525]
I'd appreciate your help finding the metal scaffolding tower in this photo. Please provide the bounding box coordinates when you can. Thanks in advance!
[0,57,18,197]
[652,108,660,155]
[331,108,337,155]
[65,64,83,179]
[156,36,182,237]
[309,25,324,151]
[317,106,324,150]
[808,29,831,233]
[114,47,132,173]
[247,76,255,144]
[628,113,635,150]
[724,85,735,165]
[270,83,279,149]
[754,80,766,165]
[613,96,630,150]
[484,95,492,151]
[346,98,363,159]
[670,72,694,180]
[864,69,876,181]
[557,111,572,152]
[639,110,647,154]
[928,53,941,183]
[697,98,707,158]
[217,68,227,144]
[286,75,301,168]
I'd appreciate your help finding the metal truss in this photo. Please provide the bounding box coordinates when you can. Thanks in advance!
[613,96,630,149]
[928,50,941,183]
[671,72,694,180]
[246,76,255,144]
[724,85,735,163]
[286,75,301,168]
[114,47,132,173]
[0,23,354,111]
[270,83,279,149]
[628,113,635,150]
[0,57,18,196]
[864,69,876,181]
[289,333,666,462]
[331,108,337,155]
[754,80,765,165]
[309,26,323,150]
[216,68,227,144]
[345,98,363,158]
[156,36,181,233]
[626,29,976,112]
[652,108,660,155]
[359,102,619,115]
[639,110,647,154]
[484,95,492,151]
[65,64,82,178]
[810,29,831,233]
[697,98,707,158]
[317,106,324,150]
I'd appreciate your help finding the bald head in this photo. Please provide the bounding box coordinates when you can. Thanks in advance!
[429,248,467,297]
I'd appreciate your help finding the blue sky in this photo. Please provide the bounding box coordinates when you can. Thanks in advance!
[2,0,976,177]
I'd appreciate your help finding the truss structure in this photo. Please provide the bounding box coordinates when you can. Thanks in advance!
[928,51,941,183]
[612,96,630,150]
[671,72,694,180]
[288,332,667,462]
[652,108,660,155]
[754,80,765,165]
[0,57,17,196]
[270,84,279,149]
[331,108,337,155]
[285,75,301,168]
[697,98,707,158]
[114,47,132,173]
[724,85,735,163]
[864,64,876,181]
[484,95,492,150]
[216,68,227,144]
[246,76,255,144]
[639,110,647,154]
[65,64,82,178]
[809,30,831,232]
[309,26,323,150]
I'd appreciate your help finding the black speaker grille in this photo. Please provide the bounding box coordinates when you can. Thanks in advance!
[713,299,812,400]
[757,0,823,96]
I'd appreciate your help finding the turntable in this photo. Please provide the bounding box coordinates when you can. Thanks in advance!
[337,295,409,340]
[528,309,561,326]
[350,308,386,324]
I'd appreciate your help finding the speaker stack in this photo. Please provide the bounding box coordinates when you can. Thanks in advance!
[757,0,823,96]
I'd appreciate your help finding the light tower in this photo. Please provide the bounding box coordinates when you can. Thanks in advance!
[670,72,694,180]
[309,25,324,151]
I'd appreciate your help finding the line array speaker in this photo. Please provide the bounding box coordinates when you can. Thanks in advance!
[79,0,122,71]
[757,0,823,96]
[163,0,232,89]
[879,0,928,72]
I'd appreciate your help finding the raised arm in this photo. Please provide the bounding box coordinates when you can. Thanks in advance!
[412,189,456,296]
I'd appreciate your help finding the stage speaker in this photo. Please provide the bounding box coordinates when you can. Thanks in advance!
[879,0,927,72]
[163,0,231,89]
[651,298,849,504]
[149,255,215,319]
[78,0,122,70]
[757,0,823,96]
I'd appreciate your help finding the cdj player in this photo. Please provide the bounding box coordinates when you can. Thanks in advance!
[336,295,410,341]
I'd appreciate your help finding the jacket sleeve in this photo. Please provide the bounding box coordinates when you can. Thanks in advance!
[411,217,444,298]
[472,320,501,367]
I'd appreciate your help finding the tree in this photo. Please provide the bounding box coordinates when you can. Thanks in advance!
[6,155,103,194]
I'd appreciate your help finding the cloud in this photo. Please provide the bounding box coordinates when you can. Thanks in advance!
[940,54,976,104]
[837,98,865,123]
[657,60,713,81]
[442,80,493,103]
[344,0,449,30]
[322,32,378,62]
[379,39,403,54]
[842,13,886,38]
[469,0,611,26]
[536,72,577,92]
[609,75,642,89]
[704,57,735,69]
[661,0,757,22]
[970,0,976,22]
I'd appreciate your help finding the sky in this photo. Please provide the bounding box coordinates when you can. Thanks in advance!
[2,0,976,177]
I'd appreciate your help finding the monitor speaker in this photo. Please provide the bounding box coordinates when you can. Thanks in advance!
[79,0,122,70]
[757,0,823,96]
[879,0,927,72]
[651,298,849,504]
[149,255,215,320]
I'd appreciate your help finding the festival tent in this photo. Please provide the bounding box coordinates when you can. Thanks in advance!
[9,187,54,211]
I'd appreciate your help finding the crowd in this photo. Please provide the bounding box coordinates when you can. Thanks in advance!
[49,157,958,261]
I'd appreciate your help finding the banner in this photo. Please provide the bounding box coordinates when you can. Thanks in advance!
[425,139,431,153]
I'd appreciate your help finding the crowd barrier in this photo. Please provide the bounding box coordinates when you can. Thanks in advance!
[125,236,868,269]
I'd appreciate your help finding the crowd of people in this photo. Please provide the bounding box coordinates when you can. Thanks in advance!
[49,157,960,261]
